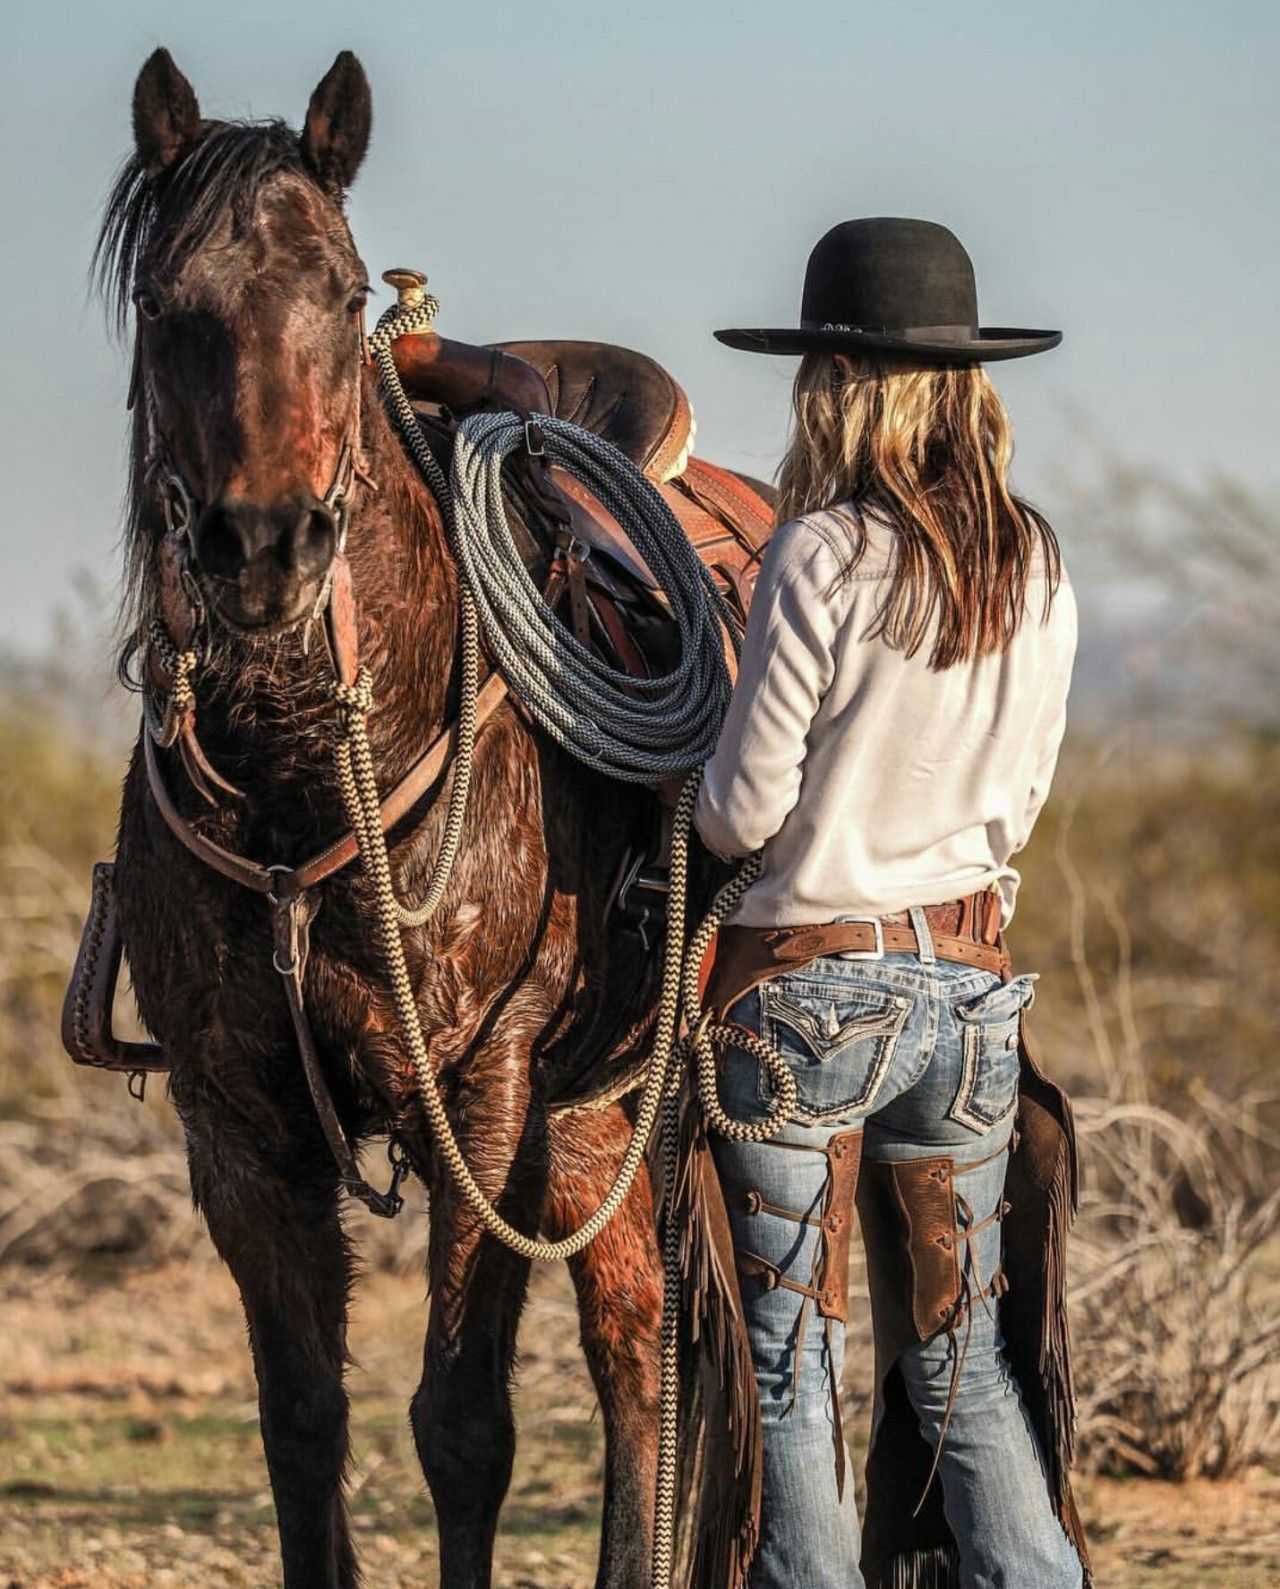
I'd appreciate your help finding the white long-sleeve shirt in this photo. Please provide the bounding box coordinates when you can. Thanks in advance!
[694,504,1076,928]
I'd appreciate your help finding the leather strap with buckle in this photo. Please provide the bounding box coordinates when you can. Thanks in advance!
[767,920,1007,974]
[704,893,1010,1018]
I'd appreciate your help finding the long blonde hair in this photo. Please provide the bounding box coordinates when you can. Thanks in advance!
[775,352,1060,668]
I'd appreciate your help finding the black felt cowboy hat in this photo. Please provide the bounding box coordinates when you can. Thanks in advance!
[716,217,1061,363]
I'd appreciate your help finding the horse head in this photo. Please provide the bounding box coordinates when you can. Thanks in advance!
[100,49,373,636]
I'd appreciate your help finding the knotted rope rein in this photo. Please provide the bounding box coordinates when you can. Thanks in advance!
[143,618,200,747]
[345,293,800,1586]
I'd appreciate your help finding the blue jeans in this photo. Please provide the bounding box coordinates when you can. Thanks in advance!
[710,950,1084,1589]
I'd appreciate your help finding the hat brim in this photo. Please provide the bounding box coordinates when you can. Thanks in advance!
[713,325,1061,363]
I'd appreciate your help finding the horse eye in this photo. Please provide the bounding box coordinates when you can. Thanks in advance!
[133,289,163,322]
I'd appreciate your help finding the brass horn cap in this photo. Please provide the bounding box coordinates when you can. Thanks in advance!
[382,268,429,308]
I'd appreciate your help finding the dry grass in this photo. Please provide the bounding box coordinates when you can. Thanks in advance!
[1071,1095,1280,1477]
[3,1260,1278,1589]
[1,645,1279,1580]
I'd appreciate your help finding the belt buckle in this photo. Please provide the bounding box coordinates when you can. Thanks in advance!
[832,914,885,961]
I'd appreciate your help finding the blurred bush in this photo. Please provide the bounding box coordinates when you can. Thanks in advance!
[1012,733,1280,1102]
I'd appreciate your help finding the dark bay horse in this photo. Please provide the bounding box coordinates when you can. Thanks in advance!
[97,47,679,1589]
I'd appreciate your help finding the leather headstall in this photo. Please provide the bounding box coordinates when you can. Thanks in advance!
[61,305,513,1215]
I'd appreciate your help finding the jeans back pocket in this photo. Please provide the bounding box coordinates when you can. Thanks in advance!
[760,977,912,1125]
[948,974,1038,1132]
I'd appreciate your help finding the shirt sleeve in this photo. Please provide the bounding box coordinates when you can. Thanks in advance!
[694,517,848,858]
[1014,577,1078,848]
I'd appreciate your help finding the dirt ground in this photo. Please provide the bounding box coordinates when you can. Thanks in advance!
[2,1252,1277,1588]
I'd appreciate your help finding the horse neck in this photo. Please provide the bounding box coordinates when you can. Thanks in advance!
[345,374,459,772]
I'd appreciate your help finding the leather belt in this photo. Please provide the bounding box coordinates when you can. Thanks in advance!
[761,920,1007,972]
[704,893,1009,1017]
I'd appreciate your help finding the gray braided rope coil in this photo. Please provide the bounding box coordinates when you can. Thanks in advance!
[449,409,740,780]
[369,293,740,784]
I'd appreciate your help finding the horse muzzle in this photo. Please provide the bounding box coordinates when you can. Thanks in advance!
[192,494,338,632]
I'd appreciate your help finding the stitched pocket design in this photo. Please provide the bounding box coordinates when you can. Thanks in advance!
[949,975,1038,1132]
[760,982,912,1125]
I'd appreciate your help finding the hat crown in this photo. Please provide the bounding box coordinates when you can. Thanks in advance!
[800,218,979,335]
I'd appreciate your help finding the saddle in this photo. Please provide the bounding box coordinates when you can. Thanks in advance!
[395,333,774,629]
[496,339,695,482]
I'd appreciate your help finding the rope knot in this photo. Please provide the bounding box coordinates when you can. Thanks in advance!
[331,667,375,720]
[147,618,200,715]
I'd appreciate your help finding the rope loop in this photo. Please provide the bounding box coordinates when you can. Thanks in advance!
[449,409,741,782]
[694,1018,798,1143]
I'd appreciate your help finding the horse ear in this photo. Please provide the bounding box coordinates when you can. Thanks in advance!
[132,48,201,179]
[301,52,372,197]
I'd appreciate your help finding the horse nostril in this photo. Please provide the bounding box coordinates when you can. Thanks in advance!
[195,504,248,579]
[194,498,336,592]
[291,503,338,576]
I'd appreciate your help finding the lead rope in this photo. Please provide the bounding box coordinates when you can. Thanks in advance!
[331,674,696,1264]
[651,853,799,1585]
[364,292,480,927]
[355,291,795,1588]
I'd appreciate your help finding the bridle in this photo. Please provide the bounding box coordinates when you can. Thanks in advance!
[129,288,496,1218]
[134,299,373,664]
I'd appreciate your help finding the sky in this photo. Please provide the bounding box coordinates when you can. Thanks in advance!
[1,0,1276,654]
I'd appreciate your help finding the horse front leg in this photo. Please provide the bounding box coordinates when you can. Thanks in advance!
[547,1102,662,1589]
[411,1053,547,1589]
[180,1080,357,1589]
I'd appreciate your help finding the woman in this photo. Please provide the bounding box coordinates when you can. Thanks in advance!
[694,218,1089,1588]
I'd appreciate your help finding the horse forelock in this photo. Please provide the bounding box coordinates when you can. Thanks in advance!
[93,119,318,335]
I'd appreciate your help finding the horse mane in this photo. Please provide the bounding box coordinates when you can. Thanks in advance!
[93,118,311,335]
[92,120,321,683]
